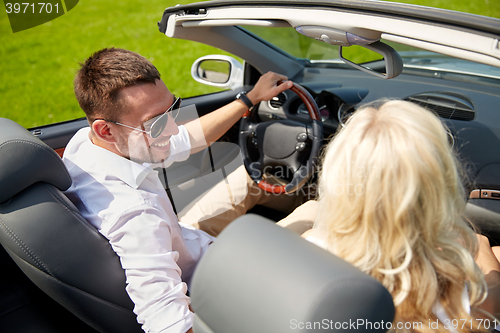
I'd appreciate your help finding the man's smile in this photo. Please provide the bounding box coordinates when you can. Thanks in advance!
[150,137,171,151]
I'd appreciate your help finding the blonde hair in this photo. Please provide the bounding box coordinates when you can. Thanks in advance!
[314,100,487,332]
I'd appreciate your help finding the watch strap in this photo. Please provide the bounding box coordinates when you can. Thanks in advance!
[236,92,254,109]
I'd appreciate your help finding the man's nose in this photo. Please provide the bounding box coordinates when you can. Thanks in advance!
[163,113,179,137]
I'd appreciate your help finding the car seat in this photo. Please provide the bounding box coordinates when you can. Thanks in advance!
[190,214,396,333]
[0,118,143,333]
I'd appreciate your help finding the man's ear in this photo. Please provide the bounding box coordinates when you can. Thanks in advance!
[92,120,118,143]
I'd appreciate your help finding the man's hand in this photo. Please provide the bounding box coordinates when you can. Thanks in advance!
[185,71,293,154]
[246,71,293,105]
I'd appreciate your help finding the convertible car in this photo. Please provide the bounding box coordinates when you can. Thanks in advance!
[1,0,500,332]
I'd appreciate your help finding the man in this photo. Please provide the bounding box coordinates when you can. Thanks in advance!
[63,47,292,333]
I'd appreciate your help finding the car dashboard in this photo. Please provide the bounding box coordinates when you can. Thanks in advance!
[254,67,500,242]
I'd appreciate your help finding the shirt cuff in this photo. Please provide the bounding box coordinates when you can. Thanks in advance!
[141,300,194,333]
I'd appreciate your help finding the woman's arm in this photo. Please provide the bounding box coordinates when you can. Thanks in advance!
[475,234,500,318]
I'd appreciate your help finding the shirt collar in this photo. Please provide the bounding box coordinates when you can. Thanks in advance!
[83,128,155,189]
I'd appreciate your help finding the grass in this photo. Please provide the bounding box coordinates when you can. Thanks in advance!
[0,0,231,128]
[0,0,498,128]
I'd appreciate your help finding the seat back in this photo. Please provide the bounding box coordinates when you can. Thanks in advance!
[190,214,395,333]
[0,118,142,333]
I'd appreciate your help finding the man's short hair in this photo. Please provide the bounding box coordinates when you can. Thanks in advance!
[74,47,161,123]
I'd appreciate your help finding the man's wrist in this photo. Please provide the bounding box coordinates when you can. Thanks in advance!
[246,90,258,106]
[236,91,254,110]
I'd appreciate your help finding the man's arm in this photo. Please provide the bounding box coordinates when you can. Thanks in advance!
[106,205,196,333]
[184,72,293,154]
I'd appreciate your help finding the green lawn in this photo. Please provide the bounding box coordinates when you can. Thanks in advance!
[0,0,498,128]
[0,0,231,128]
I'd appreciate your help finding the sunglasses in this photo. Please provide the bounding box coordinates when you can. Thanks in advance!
[101,97,181,139]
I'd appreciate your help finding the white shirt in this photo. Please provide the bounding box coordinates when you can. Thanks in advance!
[63,126,214,333]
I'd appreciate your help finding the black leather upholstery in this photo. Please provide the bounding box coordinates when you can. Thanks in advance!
[190,214,395,333]
[0,118,72,203]
[0,118,142,333]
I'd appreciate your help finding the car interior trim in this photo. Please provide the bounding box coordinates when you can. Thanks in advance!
[165,22,304,78]
[167,9,500,70]
[161,0,500,36]
[181,19,289,28]
[383,34,500,68]
[470,190,500,200]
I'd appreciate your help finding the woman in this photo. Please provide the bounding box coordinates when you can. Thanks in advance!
[298,100,499,332]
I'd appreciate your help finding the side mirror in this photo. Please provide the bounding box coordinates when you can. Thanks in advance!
[191,55,244,89]
[339,41,403,79]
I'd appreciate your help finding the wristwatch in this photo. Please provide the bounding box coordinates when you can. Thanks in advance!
[236,91,254,110]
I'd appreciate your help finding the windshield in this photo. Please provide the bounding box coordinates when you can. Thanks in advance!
[241,25,500,87]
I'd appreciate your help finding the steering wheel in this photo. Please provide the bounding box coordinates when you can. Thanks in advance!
[238,82,323,194]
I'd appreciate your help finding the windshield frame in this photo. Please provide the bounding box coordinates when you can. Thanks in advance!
[238,25,500,87]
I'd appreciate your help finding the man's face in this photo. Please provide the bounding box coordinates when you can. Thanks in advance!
[113,79,180,164]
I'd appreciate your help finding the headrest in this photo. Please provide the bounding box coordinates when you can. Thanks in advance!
[0,118,72,203]
[191,214,395,333]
